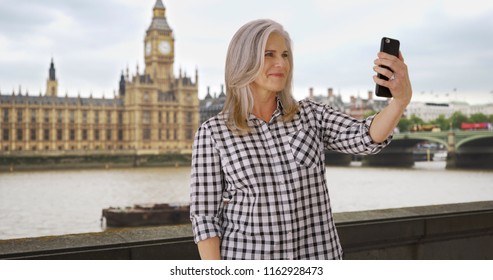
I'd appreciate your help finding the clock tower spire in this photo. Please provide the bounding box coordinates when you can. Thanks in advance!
[144,0,174,85]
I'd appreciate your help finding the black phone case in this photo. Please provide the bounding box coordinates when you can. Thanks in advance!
[375,37,400,98]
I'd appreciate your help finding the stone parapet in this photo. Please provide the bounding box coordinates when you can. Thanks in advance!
[1,201,492,260]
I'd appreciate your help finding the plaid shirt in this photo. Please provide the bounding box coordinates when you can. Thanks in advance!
[190,99,392,259]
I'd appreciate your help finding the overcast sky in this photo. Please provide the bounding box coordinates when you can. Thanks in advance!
[0,0,492,104]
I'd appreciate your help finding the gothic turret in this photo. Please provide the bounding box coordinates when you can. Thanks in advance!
[119,71,126,96]
[46,58,58,97]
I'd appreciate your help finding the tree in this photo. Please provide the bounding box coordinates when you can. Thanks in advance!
[364,110,377,119]
[469,113,489,123]
[398,117,412,132]
[450,111,468,129]
[431,114,450,131]
[409,114,425,125]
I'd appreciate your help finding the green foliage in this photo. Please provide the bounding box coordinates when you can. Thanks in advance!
[450,111,468,130]
[397,117,412,132]
[469,113,489,123]
[364,110,377,119]
[431,114,450,131]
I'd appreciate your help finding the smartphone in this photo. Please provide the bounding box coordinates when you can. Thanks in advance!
[375,37,400,98]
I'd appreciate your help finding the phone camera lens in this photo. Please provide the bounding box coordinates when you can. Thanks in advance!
[385,38,390,43]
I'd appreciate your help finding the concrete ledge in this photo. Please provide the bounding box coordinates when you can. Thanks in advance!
[335,201,493,259]
[1,201,493,260]
[0,225,198,260]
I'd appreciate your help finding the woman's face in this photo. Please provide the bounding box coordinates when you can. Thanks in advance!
[250,32,290,96]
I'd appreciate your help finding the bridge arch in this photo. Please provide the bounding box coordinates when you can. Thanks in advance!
[364,131,493,168]
[456,134,493,150]
[392,132,449,148]
[393,135,448,148]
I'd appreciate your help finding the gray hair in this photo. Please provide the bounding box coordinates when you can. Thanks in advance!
[221,19,299,134]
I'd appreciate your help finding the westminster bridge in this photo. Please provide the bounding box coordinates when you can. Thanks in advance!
[325,130,493,169]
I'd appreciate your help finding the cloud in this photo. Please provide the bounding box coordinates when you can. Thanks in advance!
[0,0,492,105]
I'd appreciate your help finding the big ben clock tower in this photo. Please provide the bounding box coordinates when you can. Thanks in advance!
[121,0,199,155]
[144,0,174,85]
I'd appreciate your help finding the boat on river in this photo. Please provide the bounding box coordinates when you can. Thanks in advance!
[101,203,190,227]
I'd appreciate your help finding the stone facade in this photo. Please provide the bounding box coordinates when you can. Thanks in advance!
[199,85,226,124]
[0,0,199,155]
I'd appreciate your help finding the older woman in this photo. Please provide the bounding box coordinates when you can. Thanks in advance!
[190,19,412,260]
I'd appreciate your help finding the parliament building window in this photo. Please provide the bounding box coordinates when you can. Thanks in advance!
[186,128,193,140]
[3,129,9,141]
[143,128,151,140]
[57,110,63,124]
[82,129,88,141]
[94,129,100,141]
[106,129,112,140]
[57,129,63,141]
[70,129,75,141]
[186,112,192,124]
[69,110,75,123]
[43,110,49,123]
[17,110,23,123]
[43,129,49,141]
[17,129,23,141]
[31,109,37,123]
[30,129,36,141]
[3,109,8,122]
[143,111,150,124]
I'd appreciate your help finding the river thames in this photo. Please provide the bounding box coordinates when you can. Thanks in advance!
[1,161,492,240]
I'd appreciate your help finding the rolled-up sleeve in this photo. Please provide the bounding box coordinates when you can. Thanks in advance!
[190,123,224,243]
[317,103,392,155]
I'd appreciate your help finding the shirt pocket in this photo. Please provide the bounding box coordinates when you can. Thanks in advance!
[289,128,321,169]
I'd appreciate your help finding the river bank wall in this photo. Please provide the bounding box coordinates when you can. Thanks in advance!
[1,201,492,260]
[0,153,192,172]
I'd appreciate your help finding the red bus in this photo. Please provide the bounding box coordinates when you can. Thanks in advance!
[460,122,492,130]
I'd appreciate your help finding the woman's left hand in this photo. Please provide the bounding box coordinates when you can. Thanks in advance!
[373,51,412,107]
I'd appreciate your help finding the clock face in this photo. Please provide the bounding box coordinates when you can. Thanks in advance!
[145,42,151,56]
[158,41,171,55]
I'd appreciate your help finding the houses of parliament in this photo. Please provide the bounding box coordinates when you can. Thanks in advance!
[0,1,200,156]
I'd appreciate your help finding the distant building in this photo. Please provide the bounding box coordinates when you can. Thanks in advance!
[348,91,389,119]
[466,103,493,116]
[307,87,388,119]
[200,85,226,124]
[308,87,346,113]
[405,101,493,121]
[0,0,199,155]
[405,102,454,121]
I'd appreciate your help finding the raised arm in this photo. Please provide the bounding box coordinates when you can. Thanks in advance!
[370,51,412,143]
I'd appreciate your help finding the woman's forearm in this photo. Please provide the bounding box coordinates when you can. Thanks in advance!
[369,99,408,143]
[370,51,412,143]
[197,236,221,260]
